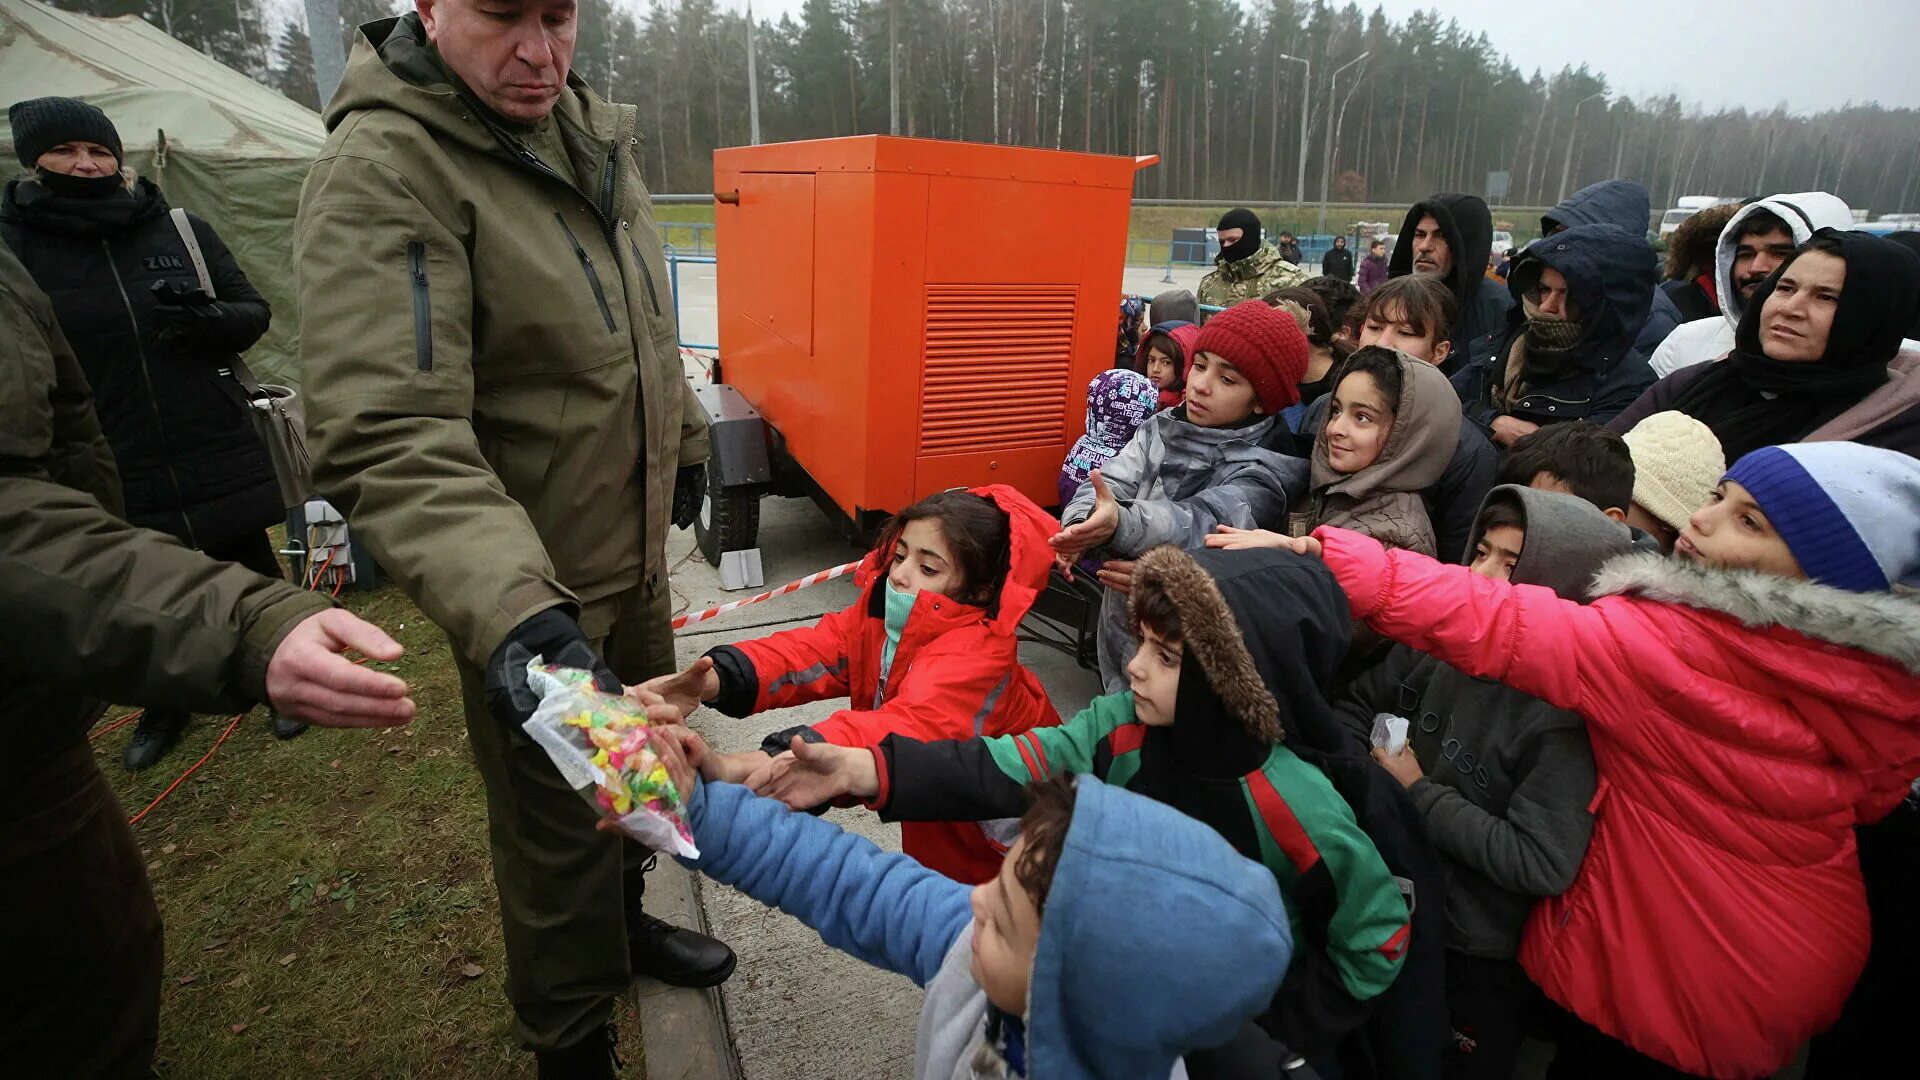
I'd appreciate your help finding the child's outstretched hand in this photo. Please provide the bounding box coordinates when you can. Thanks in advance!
[627,656,720,717]
[748,736,880,809]
[1051,469,1121,560]
[1205,525,1323,559]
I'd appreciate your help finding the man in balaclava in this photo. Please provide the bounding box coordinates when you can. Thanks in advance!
[1199,207,1309,310]
[1453,223,1657,447]
[1387,193,1512,372]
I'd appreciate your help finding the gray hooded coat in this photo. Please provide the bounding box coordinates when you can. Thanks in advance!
[1062,406,1308,691]
[1335,485,1638,958]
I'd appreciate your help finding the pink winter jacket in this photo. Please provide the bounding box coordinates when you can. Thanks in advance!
[1313,526,1920,1078]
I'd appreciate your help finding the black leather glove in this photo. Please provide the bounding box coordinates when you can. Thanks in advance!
[483,608,620,730]
[149,281,227,346]
[672,463,705,530]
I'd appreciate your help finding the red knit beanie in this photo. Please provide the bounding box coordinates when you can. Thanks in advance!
[1191,301,1310,412]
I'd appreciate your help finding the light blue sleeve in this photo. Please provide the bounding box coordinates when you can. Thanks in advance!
[680,781,973,987]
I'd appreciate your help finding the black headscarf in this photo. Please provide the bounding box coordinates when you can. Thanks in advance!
[1668,228,1920,460]
[1217,207,1263,263]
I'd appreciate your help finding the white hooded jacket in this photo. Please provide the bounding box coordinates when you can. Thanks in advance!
[1647,191,1855,377]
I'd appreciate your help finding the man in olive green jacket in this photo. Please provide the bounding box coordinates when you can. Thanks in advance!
[1,249,415,1076]
[1197,207,1310,310]
[295,3,725,1071]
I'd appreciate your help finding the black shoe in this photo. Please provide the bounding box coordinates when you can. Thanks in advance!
[268,710,307,740]
[122,712,189,772]
[629,912,737,989]
[535,1023,622,1080]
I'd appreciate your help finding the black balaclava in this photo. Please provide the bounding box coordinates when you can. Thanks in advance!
[34,171,124,200]
[1217,207,1264,263]
[1672,228,1920,460]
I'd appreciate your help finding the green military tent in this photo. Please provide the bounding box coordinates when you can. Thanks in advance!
[0,0,325,384]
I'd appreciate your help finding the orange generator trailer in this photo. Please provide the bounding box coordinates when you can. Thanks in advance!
[692,136,1155,585]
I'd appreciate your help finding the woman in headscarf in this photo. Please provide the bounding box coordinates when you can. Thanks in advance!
[1,97,301,767]
[1608,229,1920,461]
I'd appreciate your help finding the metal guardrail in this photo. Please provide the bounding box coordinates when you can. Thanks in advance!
[659,221,715,257]
[665,251,718,351]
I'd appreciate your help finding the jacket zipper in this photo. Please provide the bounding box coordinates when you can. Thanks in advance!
[103,239,198,548]
[627,237,662,316]
[407,241,433,372]
[555,213,617,333]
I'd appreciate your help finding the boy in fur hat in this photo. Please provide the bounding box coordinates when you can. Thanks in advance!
[751,545,1412,1064]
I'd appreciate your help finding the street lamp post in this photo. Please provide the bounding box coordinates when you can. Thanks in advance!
[746,1,763,145]
[1557,91,1606,203]
[1277,53,1309,205]
[1318,51,1369,232]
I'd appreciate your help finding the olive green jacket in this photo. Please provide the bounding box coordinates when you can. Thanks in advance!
[296,16,709,667]
[1196,242,1310,309]
[1,247,328,860]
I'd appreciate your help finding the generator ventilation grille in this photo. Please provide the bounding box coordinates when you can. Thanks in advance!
[920,284,1077,455]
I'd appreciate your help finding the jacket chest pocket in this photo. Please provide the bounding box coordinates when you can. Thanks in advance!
[554,213,618,334]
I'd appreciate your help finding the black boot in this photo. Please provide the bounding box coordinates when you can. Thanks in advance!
[122,711,189,772]
[535,1023,622,1080]
[629,911,737,988]
[267,710,307,740]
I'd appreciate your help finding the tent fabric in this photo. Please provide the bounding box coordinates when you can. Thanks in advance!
[0,0,325,384]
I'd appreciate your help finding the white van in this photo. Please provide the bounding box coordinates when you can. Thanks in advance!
[1659,195,1739,237]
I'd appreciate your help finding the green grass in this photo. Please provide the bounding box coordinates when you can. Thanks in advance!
[99,583,646,1077]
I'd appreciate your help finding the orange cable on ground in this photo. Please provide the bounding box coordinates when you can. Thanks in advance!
[128,711,246,826]
[90,709,144,742]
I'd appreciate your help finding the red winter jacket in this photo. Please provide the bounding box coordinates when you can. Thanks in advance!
[710,486,1061,884]
[1313,527,1920,1078]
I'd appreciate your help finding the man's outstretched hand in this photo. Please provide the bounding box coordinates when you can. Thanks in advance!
[265,609,415,728]
[747,736,880,810]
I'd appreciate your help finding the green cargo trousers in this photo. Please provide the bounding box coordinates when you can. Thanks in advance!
[457,581,679,1053]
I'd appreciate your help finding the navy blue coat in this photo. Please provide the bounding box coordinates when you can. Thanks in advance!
[1539,180,1680,355]
[1453,223,1658,434]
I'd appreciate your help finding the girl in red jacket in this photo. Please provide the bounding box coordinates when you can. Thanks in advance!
[1210,441,1920,1079]
[633,486,1059,884]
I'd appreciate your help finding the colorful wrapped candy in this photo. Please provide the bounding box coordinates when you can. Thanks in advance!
[522,660,699,858]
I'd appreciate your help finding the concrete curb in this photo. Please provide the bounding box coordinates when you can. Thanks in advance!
[634,856,744,1080]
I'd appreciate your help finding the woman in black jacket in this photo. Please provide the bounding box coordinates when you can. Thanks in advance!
[2,97,303,766]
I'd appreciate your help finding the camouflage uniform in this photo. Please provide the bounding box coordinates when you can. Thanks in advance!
[1197,242,1311,309]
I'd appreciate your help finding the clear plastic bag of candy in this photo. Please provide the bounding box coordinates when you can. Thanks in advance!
[522,660,699,858]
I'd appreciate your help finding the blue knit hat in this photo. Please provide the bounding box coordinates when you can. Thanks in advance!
[1722,443,1920,592]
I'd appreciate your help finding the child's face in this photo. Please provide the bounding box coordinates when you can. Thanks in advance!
[1324,371,1395,474]
[1626,500,1678,551]
[1184,351,1260,427]
[889,518,964,599]
[1356,302,1450,367]
[1470,525,1525,581]
[1126,625,1182,727]
[969,834,1042,1014]
[1145,344,1179,390]
[1675,481,1806,579]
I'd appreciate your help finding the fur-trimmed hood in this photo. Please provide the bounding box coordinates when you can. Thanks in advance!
[1130,546,1351,750]
[1592,551,1920,675]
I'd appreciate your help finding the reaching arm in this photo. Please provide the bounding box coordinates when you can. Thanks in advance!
[685,781,970,987]
[1110,453,1305,554]
[298,155,573,667]
[1062,422,1152,526]
[1313,526,1622,719]
[703,600,863,718]
[808,632,1034,747]
[874,696,1133,823]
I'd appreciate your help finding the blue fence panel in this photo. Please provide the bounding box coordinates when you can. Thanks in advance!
[665,252,717,351]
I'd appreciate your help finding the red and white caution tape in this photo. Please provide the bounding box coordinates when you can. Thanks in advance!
[672,560,861,630]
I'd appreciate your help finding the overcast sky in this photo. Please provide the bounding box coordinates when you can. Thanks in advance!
[733,0,1920,115]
